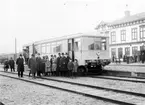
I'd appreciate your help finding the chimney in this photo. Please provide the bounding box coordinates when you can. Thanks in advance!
[124,10,130,17]
[124,4,130,17]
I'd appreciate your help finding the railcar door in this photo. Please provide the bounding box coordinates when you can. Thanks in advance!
[68,39,75,61]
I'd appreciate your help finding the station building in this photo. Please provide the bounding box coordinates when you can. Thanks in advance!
[96,10,145,60]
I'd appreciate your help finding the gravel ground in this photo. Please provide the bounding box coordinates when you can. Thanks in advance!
[0,76,117,105]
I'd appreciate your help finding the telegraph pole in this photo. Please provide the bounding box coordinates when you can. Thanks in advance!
[15,38,17,61]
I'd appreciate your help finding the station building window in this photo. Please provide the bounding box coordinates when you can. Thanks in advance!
[125,47,130,56]
[132,46,138,55]
[140,25,145,40]
[140,45,145,51]
[118,48,123,58]
[111,31,116,43]
[132,28,137,40]
[121,30,126,41]
[111,48,116,57]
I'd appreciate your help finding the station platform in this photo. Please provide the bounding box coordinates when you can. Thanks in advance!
[104,62,145,78]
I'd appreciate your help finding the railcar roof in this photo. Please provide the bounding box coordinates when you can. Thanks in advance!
[23,31,108,46]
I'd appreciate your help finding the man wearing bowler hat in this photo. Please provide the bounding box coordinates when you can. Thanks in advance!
[16,54,24,78]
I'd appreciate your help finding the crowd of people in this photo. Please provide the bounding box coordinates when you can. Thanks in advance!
[28,53,79,79]
[3,53,79,79]
[112,51,145,64]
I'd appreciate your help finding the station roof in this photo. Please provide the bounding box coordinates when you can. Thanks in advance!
[109,12,145,25]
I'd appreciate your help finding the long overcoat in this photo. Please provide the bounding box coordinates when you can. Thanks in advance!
[45,59,51,72]
[67,61,74,71]
[41,59,46,73]
[36,57,42,72]
[60,57,67,71]
[73,62,78,72]
[56,56,61,71]
[52,58,57,72]
[9,59,15,68]
[28,57,37,74]
[16,58,24,72]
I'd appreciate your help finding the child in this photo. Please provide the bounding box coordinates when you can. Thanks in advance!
[67,59,74,77]
[73,59,79,77]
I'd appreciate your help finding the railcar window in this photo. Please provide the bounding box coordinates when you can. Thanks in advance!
[68,43,72,51]
[87,37,101,50]
[74,41,80,51]
[46,44,50,53]
[94,41,101,50]
[56,44,61,52]
[88,43,94,50]
[51,42,57,53]
[56,41,62,53]
[42,45,46,54]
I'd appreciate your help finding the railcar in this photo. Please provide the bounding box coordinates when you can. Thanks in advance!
[23,32,111,75]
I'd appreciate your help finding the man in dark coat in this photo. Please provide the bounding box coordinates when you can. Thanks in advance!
[9,57,15,72]
[50,55,53,75]
[16,54,24,78]
[4,59,9,72]
[56,53,61,76]
[41,56,46,75]
[65,53,70,76]
[36,53,42,77]
[65,53,70,64]
[28,54,37,78]
[60,53,67,76]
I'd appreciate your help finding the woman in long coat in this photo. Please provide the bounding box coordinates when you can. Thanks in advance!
[28,54,37,78]
[52,55,57,76]
[45,56,51,76]
[73,59,79,77]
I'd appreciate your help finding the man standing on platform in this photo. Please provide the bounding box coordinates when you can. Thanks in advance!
[65,53,70,76]
[36,53,42,77]
[16,54,24,78]
[56,53,61,76]
[9,57,15,72]
[28,54,37,79]
[60,53,67,76]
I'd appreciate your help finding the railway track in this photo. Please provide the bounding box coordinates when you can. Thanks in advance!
[0,71,145,105]
[90,75,145,83]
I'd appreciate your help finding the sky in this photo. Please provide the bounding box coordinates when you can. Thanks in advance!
[0,0,145,54]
